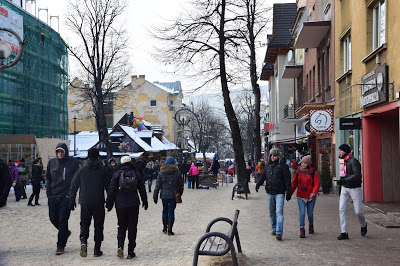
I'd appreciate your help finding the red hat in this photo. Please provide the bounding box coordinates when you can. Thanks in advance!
[17,159,21,164]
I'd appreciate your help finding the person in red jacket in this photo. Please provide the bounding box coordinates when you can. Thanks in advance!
[291,155,320,238]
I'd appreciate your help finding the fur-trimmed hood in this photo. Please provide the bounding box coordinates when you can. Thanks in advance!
[160,164,179,173]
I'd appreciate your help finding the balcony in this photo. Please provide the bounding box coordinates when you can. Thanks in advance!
[293,4,331,49]
[283,104,302,122]
[282,51,303,79]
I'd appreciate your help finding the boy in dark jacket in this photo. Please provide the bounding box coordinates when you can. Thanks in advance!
[106,155,148,259]
[69,148,110,257]
[46,143,79,255]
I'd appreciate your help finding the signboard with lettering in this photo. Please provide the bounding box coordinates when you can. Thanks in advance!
[360,64,388,108]
[339,118,361,130]
[0,5,23,53]
[264,123,275,131]
[309,109,334,132]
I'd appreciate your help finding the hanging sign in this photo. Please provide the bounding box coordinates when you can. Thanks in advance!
[309,109,333,132]
[360,64,388,108]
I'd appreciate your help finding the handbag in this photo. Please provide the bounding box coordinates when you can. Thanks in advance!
[167,174,182,204]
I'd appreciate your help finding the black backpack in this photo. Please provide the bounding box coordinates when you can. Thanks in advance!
[119,170,138,191]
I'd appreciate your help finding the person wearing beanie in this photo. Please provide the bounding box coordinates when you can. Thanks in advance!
[106,154,148,259]
[337,144,366,240]
[255,147,291,241]
[28,158,44,206]
[69,147,110,257]
[153,156,184,236]
[291,155,320,238]
[46,143,79,255]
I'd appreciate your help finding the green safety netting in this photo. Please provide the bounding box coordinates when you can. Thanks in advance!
[0,0,68,139]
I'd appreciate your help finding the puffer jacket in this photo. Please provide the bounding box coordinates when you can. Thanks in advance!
[46,143,80,198]
[106,162,147,209]
[31,164,43,184]
[257,158,291,195]
[154,164,183,200]
[291,167,320,199]
[188,164,199,176]
[340,156,362,188]
[69,159,110,206]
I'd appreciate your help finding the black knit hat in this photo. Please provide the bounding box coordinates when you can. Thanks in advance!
[338,144,351,154]
[87,148,99,159]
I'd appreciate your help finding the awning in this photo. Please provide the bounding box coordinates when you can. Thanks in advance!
[295,102,334,115]
[282,65,303,79]
[269,135,309,144]
[294,21,331,48]
[0,135,36,144]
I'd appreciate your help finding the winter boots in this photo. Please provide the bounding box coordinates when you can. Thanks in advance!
[309,224,314,234]
[300,228,305,238]
[80,238,87,257]
[168,221,175,235]
[162,219,168,233]
[94,242,103,257]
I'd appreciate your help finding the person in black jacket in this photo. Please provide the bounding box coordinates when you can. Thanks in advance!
[0,158,12,208]
[336,144,367,240]
[46,143,79,255]
[69,148,110,257]
[256,148,291,241]
[153,156,184,236]
[28,158,44,206]
[106,155,148,259]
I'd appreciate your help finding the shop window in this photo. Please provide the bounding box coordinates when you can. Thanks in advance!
[372,0,386,50]
[342,34,351,73]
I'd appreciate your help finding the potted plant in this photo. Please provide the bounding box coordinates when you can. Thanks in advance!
[319,160,332,194]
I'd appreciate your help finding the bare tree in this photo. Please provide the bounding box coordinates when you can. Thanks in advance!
[66,0,131,158]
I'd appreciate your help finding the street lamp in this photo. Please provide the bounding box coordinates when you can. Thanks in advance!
[73,116,77,156]
[0,28,25,72]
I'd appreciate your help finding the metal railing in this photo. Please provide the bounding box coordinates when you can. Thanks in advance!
[283,104,299,120]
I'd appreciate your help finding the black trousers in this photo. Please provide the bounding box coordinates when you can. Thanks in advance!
[191,175,199,188]
[116,205,139,254]
[80,204,105,244]
[29,182,41,204]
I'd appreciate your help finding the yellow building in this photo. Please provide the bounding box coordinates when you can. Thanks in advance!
[335,0,400,202]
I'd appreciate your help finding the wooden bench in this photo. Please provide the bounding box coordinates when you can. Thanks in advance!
[193,209,242,266]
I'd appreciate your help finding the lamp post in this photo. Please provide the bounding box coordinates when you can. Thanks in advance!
[73,116,77,156]
[0,28,25,73]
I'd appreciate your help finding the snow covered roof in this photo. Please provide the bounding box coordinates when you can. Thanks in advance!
[153,81,181,93]
[68,131,99,152]
[152,82,179,95]
[136,131,153,138]
[120,126,157,152]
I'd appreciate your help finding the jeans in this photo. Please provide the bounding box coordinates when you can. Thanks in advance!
[339,187,366,233]
[147,178,152,192]
[297,198,316,228]
[48,196,71,248]
[116,205,139,254]
[267,193,285,235]
[80,204,105,243]
[162,199,177,221]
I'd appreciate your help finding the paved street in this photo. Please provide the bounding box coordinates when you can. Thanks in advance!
[1,181,400,266]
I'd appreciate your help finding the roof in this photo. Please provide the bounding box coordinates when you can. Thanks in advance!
[68,131,100,152]
[153,81,181,93]
[152,82,179,95]
[120,126,157,152]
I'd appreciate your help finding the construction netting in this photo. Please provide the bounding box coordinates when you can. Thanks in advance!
[0,0,68,139]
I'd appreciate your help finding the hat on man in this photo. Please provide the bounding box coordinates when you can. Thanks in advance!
[7,161,13,166]
[120,155,131,164]
[338,144,351,154]
[301,155,312,165]
[165,156,176,165]
[269,148,281,156]
[87,148,99,159]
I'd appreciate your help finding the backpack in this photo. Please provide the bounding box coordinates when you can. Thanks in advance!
[119,170,138,191]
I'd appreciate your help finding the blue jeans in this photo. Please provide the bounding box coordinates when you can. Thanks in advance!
[267,193,285,235]
[297,198,316,228]
[162,199,176,221]
[147,178,152,192]
[48,196,71,248]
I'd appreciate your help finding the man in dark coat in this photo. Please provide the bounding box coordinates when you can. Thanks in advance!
[256,148,291,241]
[337,144,367,240]
[0,158,12,208]
[46,143,79,255]
[69,148,110,257]
[106,155,148,259]
[28,158,44,206]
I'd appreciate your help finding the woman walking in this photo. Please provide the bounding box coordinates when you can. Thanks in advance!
[290,155,320,238]
[153,157,183,235]
[188,163,199,189]
[28,158,44,206]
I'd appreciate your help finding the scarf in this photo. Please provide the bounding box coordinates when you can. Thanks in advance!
[339,153,352,177]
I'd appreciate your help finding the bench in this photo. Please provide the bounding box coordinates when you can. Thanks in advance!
[193,209,242,266]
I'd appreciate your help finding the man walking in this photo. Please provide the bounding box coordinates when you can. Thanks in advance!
[256,148,291,241]
[69,148,110,257]
[46,143,79,255]
[0,158,12,208]
[337,144,367,240]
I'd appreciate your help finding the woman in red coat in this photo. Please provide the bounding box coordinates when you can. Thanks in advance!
[291,155,320,238]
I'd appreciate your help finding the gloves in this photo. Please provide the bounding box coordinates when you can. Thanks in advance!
[286,193,291,201]
[106,202,113,212]
[337,179,344,186]
[142,202,148,210]
[255,184,260,192]
[69,201,76,211]
[153,196,158,204]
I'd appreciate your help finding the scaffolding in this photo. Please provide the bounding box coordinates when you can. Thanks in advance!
[0,0,68,139]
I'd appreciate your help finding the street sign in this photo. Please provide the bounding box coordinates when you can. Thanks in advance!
[309,109,333,132]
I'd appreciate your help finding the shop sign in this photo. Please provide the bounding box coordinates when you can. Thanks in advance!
[360,64,388,108]
[309,109,333,132]
[339,118,361,130]
[264,123,275,131]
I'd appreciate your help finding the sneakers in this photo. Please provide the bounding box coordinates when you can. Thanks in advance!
[117,247,124,259]
[361,223,367,236]
[300,228,305,238]
[271,230,276,235]
[94,249,103,257]
[276,234,282,241]
[127,252,136,259]
[35,203,41,206]
[309,224,314,234]
[337,233,349,240]
[55,247,64,255]
[80,243,87,257]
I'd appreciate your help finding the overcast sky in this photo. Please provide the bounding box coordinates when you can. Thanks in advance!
[30,0,294,96]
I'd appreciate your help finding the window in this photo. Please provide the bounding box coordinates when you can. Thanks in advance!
[150,100,156,106]
[372,0,385,50]
[343,34,351,73]
[170,100,174,105]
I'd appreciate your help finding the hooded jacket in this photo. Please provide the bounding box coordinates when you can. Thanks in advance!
[188,164,199,176]
[257,155,291,195]
[106,162,147,209]
[9,165,19,183]
[154,164,183,200]
[69,158,110,206]
[46,143,79,198]
[0,159,12,207]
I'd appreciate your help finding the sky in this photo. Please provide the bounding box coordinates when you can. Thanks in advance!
[26,0,294,97]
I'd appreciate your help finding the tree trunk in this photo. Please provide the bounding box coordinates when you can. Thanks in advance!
[95,94,112,159]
